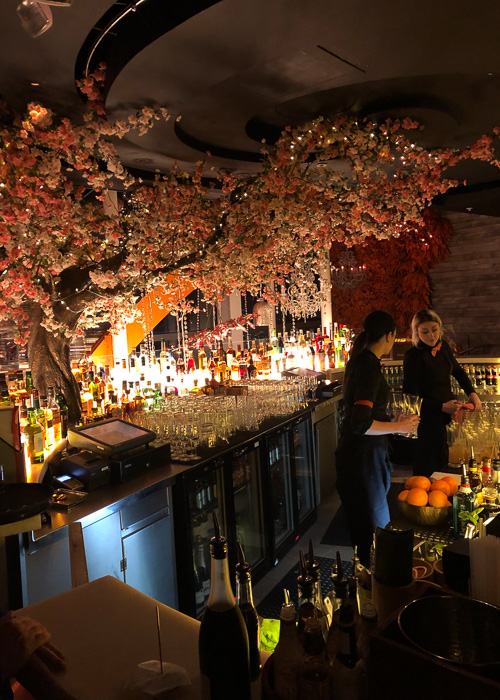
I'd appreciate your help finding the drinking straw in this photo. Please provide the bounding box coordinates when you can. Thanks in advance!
[156,605,163,674]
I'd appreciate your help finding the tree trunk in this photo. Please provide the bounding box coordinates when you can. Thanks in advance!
[26,308,82,425]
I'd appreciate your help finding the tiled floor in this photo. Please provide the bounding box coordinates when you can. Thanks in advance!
[252,465,412,607]
[253,488,353,606]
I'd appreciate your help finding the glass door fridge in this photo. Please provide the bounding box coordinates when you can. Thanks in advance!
[290,415,316,533]
[226,440,266,580]
[172,456,227,618]
[263,426,295,560]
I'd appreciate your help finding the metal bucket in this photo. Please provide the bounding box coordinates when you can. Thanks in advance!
[398,595,500,669]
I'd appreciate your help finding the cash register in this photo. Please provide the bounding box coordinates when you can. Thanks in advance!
[57,418,171,490]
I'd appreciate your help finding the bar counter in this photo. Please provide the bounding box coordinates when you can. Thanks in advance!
[18,574,270,700]
[35,399,334,541]
[9,395,342,612]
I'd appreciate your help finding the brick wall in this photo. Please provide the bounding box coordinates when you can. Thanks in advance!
[429,210,500,356]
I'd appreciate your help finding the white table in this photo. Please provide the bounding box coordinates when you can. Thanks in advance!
[18,576,268,699]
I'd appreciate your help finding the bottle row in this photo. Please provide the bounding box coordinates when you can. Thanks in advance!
[199,510,373,700]
[383,362,500,395]
[0,374,68,467]
[454,449,500,536]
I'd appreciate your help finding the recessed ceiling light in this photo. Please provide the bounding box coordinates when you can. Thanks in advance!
[31,82,40,86]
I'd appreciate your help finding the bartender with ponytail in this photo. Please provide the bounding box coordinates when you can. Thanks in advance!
[336,311,420,567]
[403,309,481,478]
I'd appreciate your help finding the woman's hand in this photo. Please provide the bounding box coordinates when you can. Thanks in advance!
[468,392,482,411]
[393,414,420,434]
[0,613,52,680]
[442,399,463,415]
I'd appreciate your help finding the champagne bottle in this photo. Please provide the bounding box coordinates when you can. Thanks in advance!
[273,590,305,700]
[199,514,250,700]
[235,542,261,680]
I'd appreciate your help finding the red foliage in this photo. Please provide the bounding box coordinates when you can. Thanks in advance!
[329,209,451,334]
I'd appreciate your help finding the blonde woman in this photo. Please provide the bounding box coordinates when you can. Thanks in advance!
[403,309,481,477]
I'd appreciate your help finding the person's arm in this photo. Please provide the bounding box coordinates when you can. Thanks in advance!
[447,343,481,409]
[365,415,420,435]
[350,363,419,436]
[0,613,74,700]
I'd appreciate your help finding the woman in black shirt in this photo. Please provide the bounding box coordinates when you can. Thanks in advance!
[336,311,420,567]
[403,309,481,478]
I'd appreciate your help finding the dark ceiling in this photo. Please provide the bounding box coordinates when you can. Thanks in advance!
[3,0,500,214]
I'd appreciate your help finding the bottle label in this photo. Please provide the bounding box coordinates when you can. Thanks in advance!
[33,432,44,454]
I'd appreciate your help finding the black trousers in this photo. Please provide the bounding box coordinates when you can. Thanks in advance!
[413,415,449,478]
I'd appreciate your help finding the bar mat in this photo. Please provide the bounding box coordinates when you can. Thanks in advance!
[320,483,401,547]
[256,556,353,621]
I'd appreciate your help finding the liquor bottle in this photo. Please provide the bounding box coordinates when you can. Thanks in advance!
[323,552,348,626]
[475,364,483,389]
[70,359,82,384]
[247,357,257,379]
[24,408,45,464]
[481,457,497,506]
[143,381,155,408]
[133,382,144,411]
[55,389,68,437]
[19,400,28,433]
[186,351,196,373]
[198,346,207,371]
[25,370,33,395]
[297,551,316,645]
[453,463,475,537]
[198,514,250,700]
[87,372,99,403]
[129,349,136,372]
[238,347,248,379]
[336,603,359,669]
[273,590,305,700]
[235,543,261,680]
[226,335,235,366]
[328,604,361,699]
[467,447,482,501]
[298,617,331,700]
[486,365,492,387]
[31,389,46,439]
[305,540,329,639]
[40,395,54,450]
[0,375,11,406]
[492,458,500,487]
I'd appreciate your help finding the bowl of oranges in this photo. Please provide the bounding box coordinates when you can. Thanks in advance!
[397,475,457,526]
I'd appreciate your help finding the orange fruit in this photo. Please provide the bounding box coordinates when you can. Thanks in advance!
[430,479,451,497]
[405,476,417,489]
[441,476,459,496]
[412,476,431,492]
[428,490,451,508]
[407,487,429,506]
[398,489,410,502]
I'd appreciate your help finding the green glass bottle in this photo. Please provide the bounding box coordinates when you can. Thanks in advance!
[24,408,45,464]
[55,389,69,438]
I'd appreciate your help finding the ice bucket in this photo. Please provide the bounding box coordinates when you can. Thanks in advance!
[398,595,500,669]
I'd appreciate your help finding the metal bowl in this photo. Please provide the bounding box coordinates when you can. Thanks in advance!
[398,595,500,668]
[399,500,451,526]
